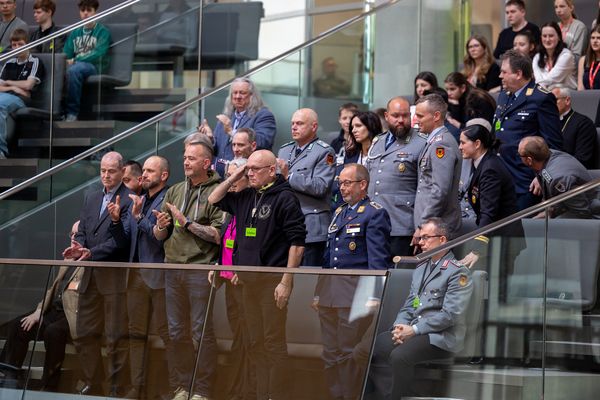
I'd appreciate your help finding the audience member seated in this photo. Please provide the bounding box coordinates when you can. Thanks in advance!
[198,77,277,178]
[367,217,473,399]
[331,111,381,210]
[313,56,351,98]
[463,35,501,93]
[465,87,497,125]
[0,29,44,159]
[533,22,577,90]
[551,85,597,168]
[29,0,65,53]
[329,102,358,160]
[577,24,600,90]
[63,0,111,122]
[494,0,540,59]
[495,50,563,211]
[555,0,588,62]
[373,107,388,132]
[0,221,81,391]
[444,72,472,129]
[519,136,600,219]
[513,29,538,59]
[0,0,28,54]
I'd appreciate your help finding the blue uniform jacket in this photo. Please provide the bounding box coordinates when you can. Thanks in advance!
[494,80,563,194]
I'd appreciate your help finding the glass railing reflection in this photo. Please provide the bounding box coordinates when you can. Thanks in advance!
[0,261,385,400]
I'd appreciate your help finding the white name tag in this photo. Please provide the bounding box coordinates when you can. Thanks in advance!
[346,227,361,234]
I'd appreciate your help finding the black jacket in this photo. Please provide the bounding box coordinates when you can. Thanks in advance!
[561,109,597,169]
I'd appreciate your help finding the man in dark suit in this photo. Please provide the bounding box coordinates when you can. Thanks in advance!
[314,163,391,400]
[107,155,173,398]
[551,85,597,169]
[495,49,563,210]
[198,77,277,176]
[62,151,132,396]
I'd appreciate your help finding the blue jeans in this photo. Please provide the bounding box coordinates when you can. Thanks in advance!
[0,92,25,155]
[66,61,97,116]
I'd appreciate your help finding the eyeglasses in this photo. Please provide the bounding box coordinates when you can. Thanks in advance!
[339,180,362,187]
[416,235,443,242]
[246,165,272,173]
[0,2,14,6]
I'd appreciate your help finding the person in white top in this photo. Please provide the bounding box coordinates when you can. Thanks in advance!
[533,21,577,90]
[555,0,588,62]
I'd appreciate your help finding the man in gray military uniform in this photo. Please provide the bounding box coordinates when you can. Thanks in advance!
[368,217,473,399]
[413,94,462,246]
[278,108,336,266]
[367,96,427,256]
[519,136,600,219]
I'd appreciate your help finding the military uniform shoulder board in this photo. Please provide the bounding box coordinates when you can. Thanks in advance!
[280,140,295,148]
[334,205,345,215]
[316,140,330,148]
[418,132,428,139]
[372,134,381,143]
[541,169,552,183]
[434,134,443,142]
[536,85,550,94]
[369,201,383,209]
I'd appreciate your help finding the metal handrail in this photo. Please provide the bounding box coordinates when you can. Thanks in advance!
[0,0,399,201]
[0,258,387,276]
[0,0,140,62]
[412,177,600,262]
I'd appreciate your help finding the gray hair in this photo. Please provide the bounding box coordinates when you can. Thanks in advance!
[183,132,214,157]
[419,217,449,238]
[228,158,248,168]
[416,93,448,119]
[549,84,571,99]
[223,77,266,117]
[234,127,257,143]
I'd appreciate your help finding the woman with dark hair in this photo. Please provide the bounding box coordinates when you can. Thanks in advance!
[413,71,439,103]
[330,111,381,209]
[533,21,577,89]
[513,30,538,59]
[578,24,600,89]
[444,72,472,129]
[458,122,521,271]
[464,88,497,126]
[462,35,501,92]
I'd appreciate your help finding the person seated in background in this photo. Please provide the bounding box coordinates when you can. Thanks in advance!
[519,136,600,219]
[413,71,439,105]
[29,0,65,53]
[0,0,28,54]
[533,22,577,90]
[0,221,81,391]
[555,0,588,63]
[122,160,143,195]
[63,0,111,122]
[368,217,473,399]
[494,0,540,59]
[198,77,277,177]
[444,72,472,129]
[513,29,538,59]
[463,35,501,93]
[0,29,44,159]
[551,85,597,168]
[373,107,388,132]
[313,56,351,98]
[577,24,600,90]
[464,87,497,126]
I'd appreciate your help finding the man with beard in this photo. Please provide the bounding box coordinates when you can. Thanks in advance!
[366,97,427,256]
[107,155,173,398]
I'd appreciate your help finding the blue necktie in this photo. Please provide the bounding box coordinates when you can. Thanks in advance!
[385,133,395,150]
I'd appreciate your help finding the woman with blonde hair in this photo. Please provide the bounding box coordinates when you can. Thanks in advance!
[462,35,501,93]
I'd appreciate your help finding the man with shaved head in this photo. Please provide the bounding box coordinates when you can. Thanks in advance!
[209,149,306,400]
[62,150,132,396]
[107,155,172,398]
[277,108,336,266]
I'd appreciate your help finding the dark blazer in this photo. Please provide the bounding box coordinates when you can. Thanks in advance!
[75,183,132,295]
[109,187,168,290]
[468,151,518,227]
[494,80,563,194]
[561,109,597,169]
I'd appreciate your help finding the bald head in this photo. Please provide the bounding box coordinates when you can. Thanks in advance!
[101,151,124,168]
[291,108,319,147]
[519,136,550,162]
[385,96,412,137]
[247,150,277,189]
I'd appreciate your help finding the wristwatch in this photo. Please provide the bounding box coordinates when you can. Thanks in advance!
[184,218,192,230]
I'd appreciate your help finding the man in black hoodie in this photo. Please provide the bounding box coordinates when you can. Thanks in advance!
[209,149,306,400]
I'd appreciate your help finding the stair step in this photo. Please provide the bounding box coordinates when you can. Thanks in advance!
[0,159,38,178]
[18,138,103,147]
[93,103,172,113]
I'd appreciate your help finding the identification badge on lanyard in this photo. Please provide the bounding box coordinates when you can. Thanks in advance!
[412,296,420,308]
[245,227,257,237]
[225,239,235,249]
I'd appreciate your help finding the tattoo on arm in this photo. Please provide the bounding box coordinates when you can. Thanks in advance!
[188,223,220,244]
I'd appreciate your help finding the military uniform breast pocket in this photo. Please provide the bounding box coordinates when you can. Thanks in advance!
[428,287,446,303]
[513,109,537,125]
[343,223,364,253]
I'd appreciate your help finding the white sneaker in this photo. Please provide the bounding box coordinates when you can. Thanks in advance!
[172,387,189,400]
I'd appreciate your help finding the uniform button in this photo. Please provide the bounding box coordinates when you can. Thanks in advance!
[406,202,410,205]
[335,238,339,241]
[504,117,508,120]
[375,192,379,195]
[313,209,317,212]
[500,128,504,131]
[380,159,384,163]
[417,190,420,193]
[334,257,338,261]
[378,170,382,173]
[418,315,422,318]
[376,181,380,184]
[335,248,338,251]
